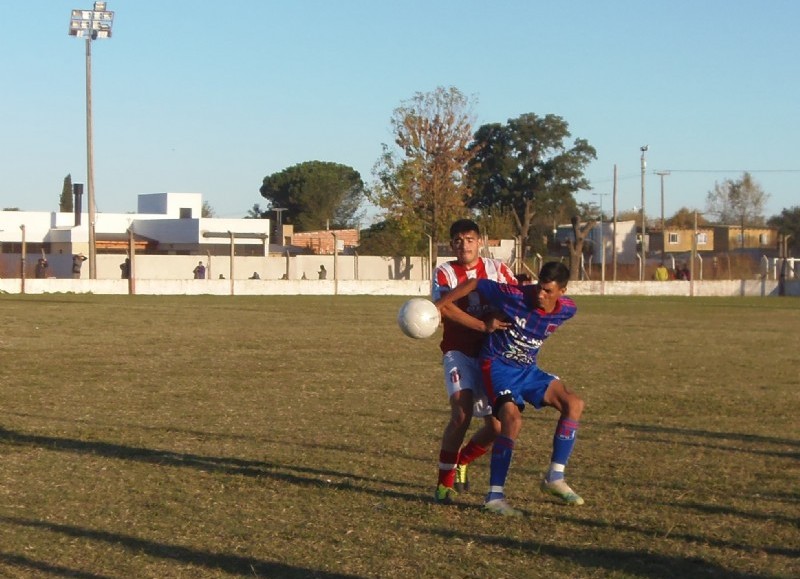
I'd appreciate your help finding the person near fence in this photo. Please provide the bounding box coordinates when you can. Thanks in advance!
[318,265,327,279]
[120,258,130,279]
[72,253,87,279]
[654,262,669,281]
[193,261,206,279]
[436,261,584,516]
[430,218,517,505]
[35,257,48,279]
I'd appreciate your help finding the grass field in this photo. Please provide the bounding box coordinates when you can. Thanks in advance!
[0,294,798,578]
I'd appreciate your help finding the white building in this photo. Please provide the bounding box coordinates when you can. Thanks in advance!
[555,220,638,265]
[0,193,271,258]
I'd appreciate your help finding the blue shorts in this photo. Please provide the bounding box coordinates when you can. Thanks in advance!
[481,357,558,412]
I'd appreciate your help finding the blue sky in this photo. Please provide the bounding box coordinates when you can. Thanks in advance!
[2,1,797,223]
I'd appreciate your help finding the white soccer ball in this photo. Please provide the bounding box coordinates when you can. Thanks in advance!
[397,298,441,339]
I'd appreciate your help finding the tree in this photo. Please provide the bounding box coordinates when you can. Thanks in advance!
[666,207,709,228]
[467,113,596,268]
[201,201,215,218]
[60,174,73,213]
[260,161,366,231]
[356,217,427,256]
[566,215,596,280]
[369,86,477,261]
[768,206,800,255]
[705,172,769,225]
[245,203,268,219]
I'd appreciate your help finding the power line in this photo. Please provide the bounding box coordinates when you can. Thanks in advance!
[658,169,800,174]
[590,168,800,185]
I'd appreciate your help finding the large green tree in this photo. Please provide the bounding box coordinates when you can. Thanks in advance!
[260,161,366,231]
[767,206,800,255]
[356,217,427,256]
[705,172,769,225]
[467,113,595,266]
[59,174,73,213]
[369,86,477,261]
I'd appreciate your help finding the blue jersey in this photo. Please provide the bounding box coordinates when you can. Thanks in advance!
[475,279,576,368]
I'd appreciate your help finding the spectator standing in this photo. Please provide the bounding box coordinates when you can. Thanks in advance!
[35,257,49,279]
[72,253,87,279]
[193,261,206,279]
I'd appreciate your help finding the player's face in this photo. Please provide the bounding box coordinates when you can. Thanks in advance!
[538,281,566,313]
[451,231,482,268]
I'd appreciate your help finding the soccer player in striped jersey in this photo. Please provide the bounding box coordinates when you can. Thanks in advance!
[436,261,585,516]
[431,219,517,505]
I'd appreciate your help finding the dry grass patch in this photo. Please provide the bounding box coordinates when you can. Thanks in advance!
[0,294,797,578]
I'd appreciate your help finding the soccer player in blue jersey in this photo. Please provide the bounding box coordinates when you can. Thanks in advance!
[435,261,584,516]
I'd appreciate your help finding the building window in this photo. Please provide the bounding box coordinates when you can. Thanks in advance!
[179,208,192,219]
[668,233,679,244]
[759,233,769,245]
[697,232,708,245]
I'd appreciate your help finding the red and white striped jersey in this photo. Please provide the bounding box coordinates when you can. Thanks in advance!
[431,258,517,356]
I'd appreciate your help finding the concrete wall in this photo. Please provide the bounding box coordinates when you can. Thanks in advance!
[0,254,430,281]
[567,279,800,297]
[1,277,797,297]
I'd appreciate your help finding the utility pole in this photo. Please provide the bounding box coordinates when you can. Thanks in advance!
[656,170,670,261]
[639,145,648,280]
[612,164,618,281]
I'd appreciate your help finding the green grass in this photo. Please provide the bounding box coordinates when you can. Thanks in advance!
[0,294,798,578]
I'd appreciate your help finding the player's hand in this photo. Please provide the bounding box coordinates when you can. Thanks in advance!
[483,313,510,333]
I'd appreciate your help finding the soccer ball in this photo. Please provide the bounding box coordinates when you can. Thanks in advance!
[397,298,441,339]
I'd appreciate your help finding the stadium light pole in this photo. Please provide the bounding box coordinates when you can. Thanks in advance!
[639,145,648,280]
[69,2,114,279]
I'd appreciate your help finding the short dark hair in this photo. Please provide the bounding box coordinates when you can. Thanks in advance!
[449,219,480,239]
[539,261,570,287]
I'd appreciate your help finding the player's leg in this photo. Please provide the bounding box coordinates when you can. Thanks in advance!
[482,397,523,516]
[454,414,499,492]
[435,351,475,504]
[453,360,500,492]
[540,378,585,505]
[480,358,524,516]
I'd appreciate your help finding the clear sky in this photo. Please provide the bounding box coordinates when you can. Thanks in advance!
[2,1,798,223]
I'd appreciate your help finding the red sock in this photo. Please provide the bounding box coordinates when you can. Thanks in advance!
[457,440,489,466]
[437,449,459,487]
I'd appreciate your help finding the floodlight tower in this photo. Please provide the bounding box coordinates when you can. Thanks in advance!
[69,2,114,279]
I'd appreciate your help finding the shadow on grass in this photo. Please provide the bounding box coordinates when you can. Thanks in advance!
[0,426,422,500]
[608,422,800,448]
[421,527,766,579]
[639,436,800,460]
[0,516,360,578]
[556,512,799,559]
[0,551,113,579]
[670,500,800,527]
[4,411,435,466]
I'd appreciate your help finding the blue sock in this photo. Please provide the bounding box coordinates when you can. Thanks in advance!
[548,418,579,481]
[486,436,515,501]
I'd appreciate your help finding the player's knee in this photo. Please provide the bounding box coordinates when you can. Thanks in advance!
[482,415,501,438]
[567,393,585,419]
[449,406,471,430]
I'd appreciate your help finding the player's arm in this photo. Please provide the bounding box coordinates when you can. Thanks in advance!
[435,279,508,333]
